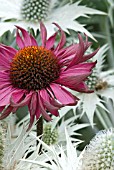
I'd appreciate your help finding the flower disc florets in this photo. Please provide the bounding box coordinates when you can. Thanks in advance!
[10,46,59,91]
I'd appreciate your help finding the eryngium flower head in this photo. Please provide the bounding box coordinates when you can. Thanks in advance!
[0,22,98,130]
[82,129,114,170]
[43,123,58,145]
[21,0,51,22]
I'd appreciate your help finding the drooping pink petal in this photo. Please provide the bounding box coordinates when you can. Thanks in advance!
[0,106,5,112]
[26,115,35,131]
[40,89,63,108]
[50,83,78,105]
[50,98,63,108]
[40,22,47,47]
[66,34,85,69]
[56,68,93,88]
[0,106,13,120]
[10,91,33,107]
[27,92,38,131]
[53,23,66,54]
[0,52,11,66]
[16,29,25,49]
[0,86,14,106]
[46,32,57,50]
[73,82,94,93]
[41,96,59,117]
[57,44,78,61]
[10,89,25,103]
[35,97,41,120]
[0,44,17,55]
[81,48,99,63]
[0,82,11,89]
[83,34,91,51]
[0,70,9,79]
[28,92,37,116]
[16,26,33,48]
[0,44,16,60]
[67,61,97,71]
[38,94,52,121]
[40,89,50,102]
[30,34,38,46]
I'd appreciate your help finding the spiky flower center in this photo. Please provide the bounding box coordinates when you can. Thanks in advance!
[82,129,114,170]
[86,68,98,90]
[21,0,50,22]
[86,68,108,91]
[10,46,59,91]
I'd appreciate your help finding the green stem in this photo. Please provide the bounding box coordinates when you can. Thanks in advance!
[36,116,43,153]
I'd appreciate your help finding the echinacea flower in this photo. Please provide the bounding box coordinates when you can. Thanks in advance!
[0,22,98,130]
[82,128,114,170]
[0,0,106,39]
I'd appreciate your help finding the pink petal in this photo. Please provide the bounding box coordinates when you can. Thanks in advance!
[10,89,25,103]
[57,44,78,61]
[0,86,14,106]
[67,61,97,71]
[0,52,11,66]
[16,26,32,47]
[46,32,57,50]
[0,44,16,60]
[0,44,17,56]
[28,92,37,116]
[27,92,38,131]
[38,94,52,121]
[40,89,50,102]
[56,68,93,87]
[0,106,5,112]
[50,98,63,108]
[40,22,47,47]
[0,82,11,89]
[66,34,85,69]
[26,115,35,131]
[41,96,59,117]
[74,82,94,93]
[10,91,33,107]
[53,23,66,54]
[81,48,99,63]
[35,100,41,120]
[16,29,25,49]
[30,34,38,46]
[0,70,9,79]
[40,89,63,108]
[0,106,13,120]
[84,35,92,50]
[50,83,78,105]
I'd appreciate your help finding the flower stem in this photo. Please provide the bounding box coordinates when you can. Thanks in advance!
[36,116,43,153]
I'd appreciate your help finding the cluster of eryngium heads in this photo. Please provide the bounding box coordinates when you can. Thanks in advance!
[1,119,114,170]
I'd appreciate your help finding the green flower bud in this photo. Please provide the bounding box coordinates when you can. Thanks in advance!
[43,124,58,145]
